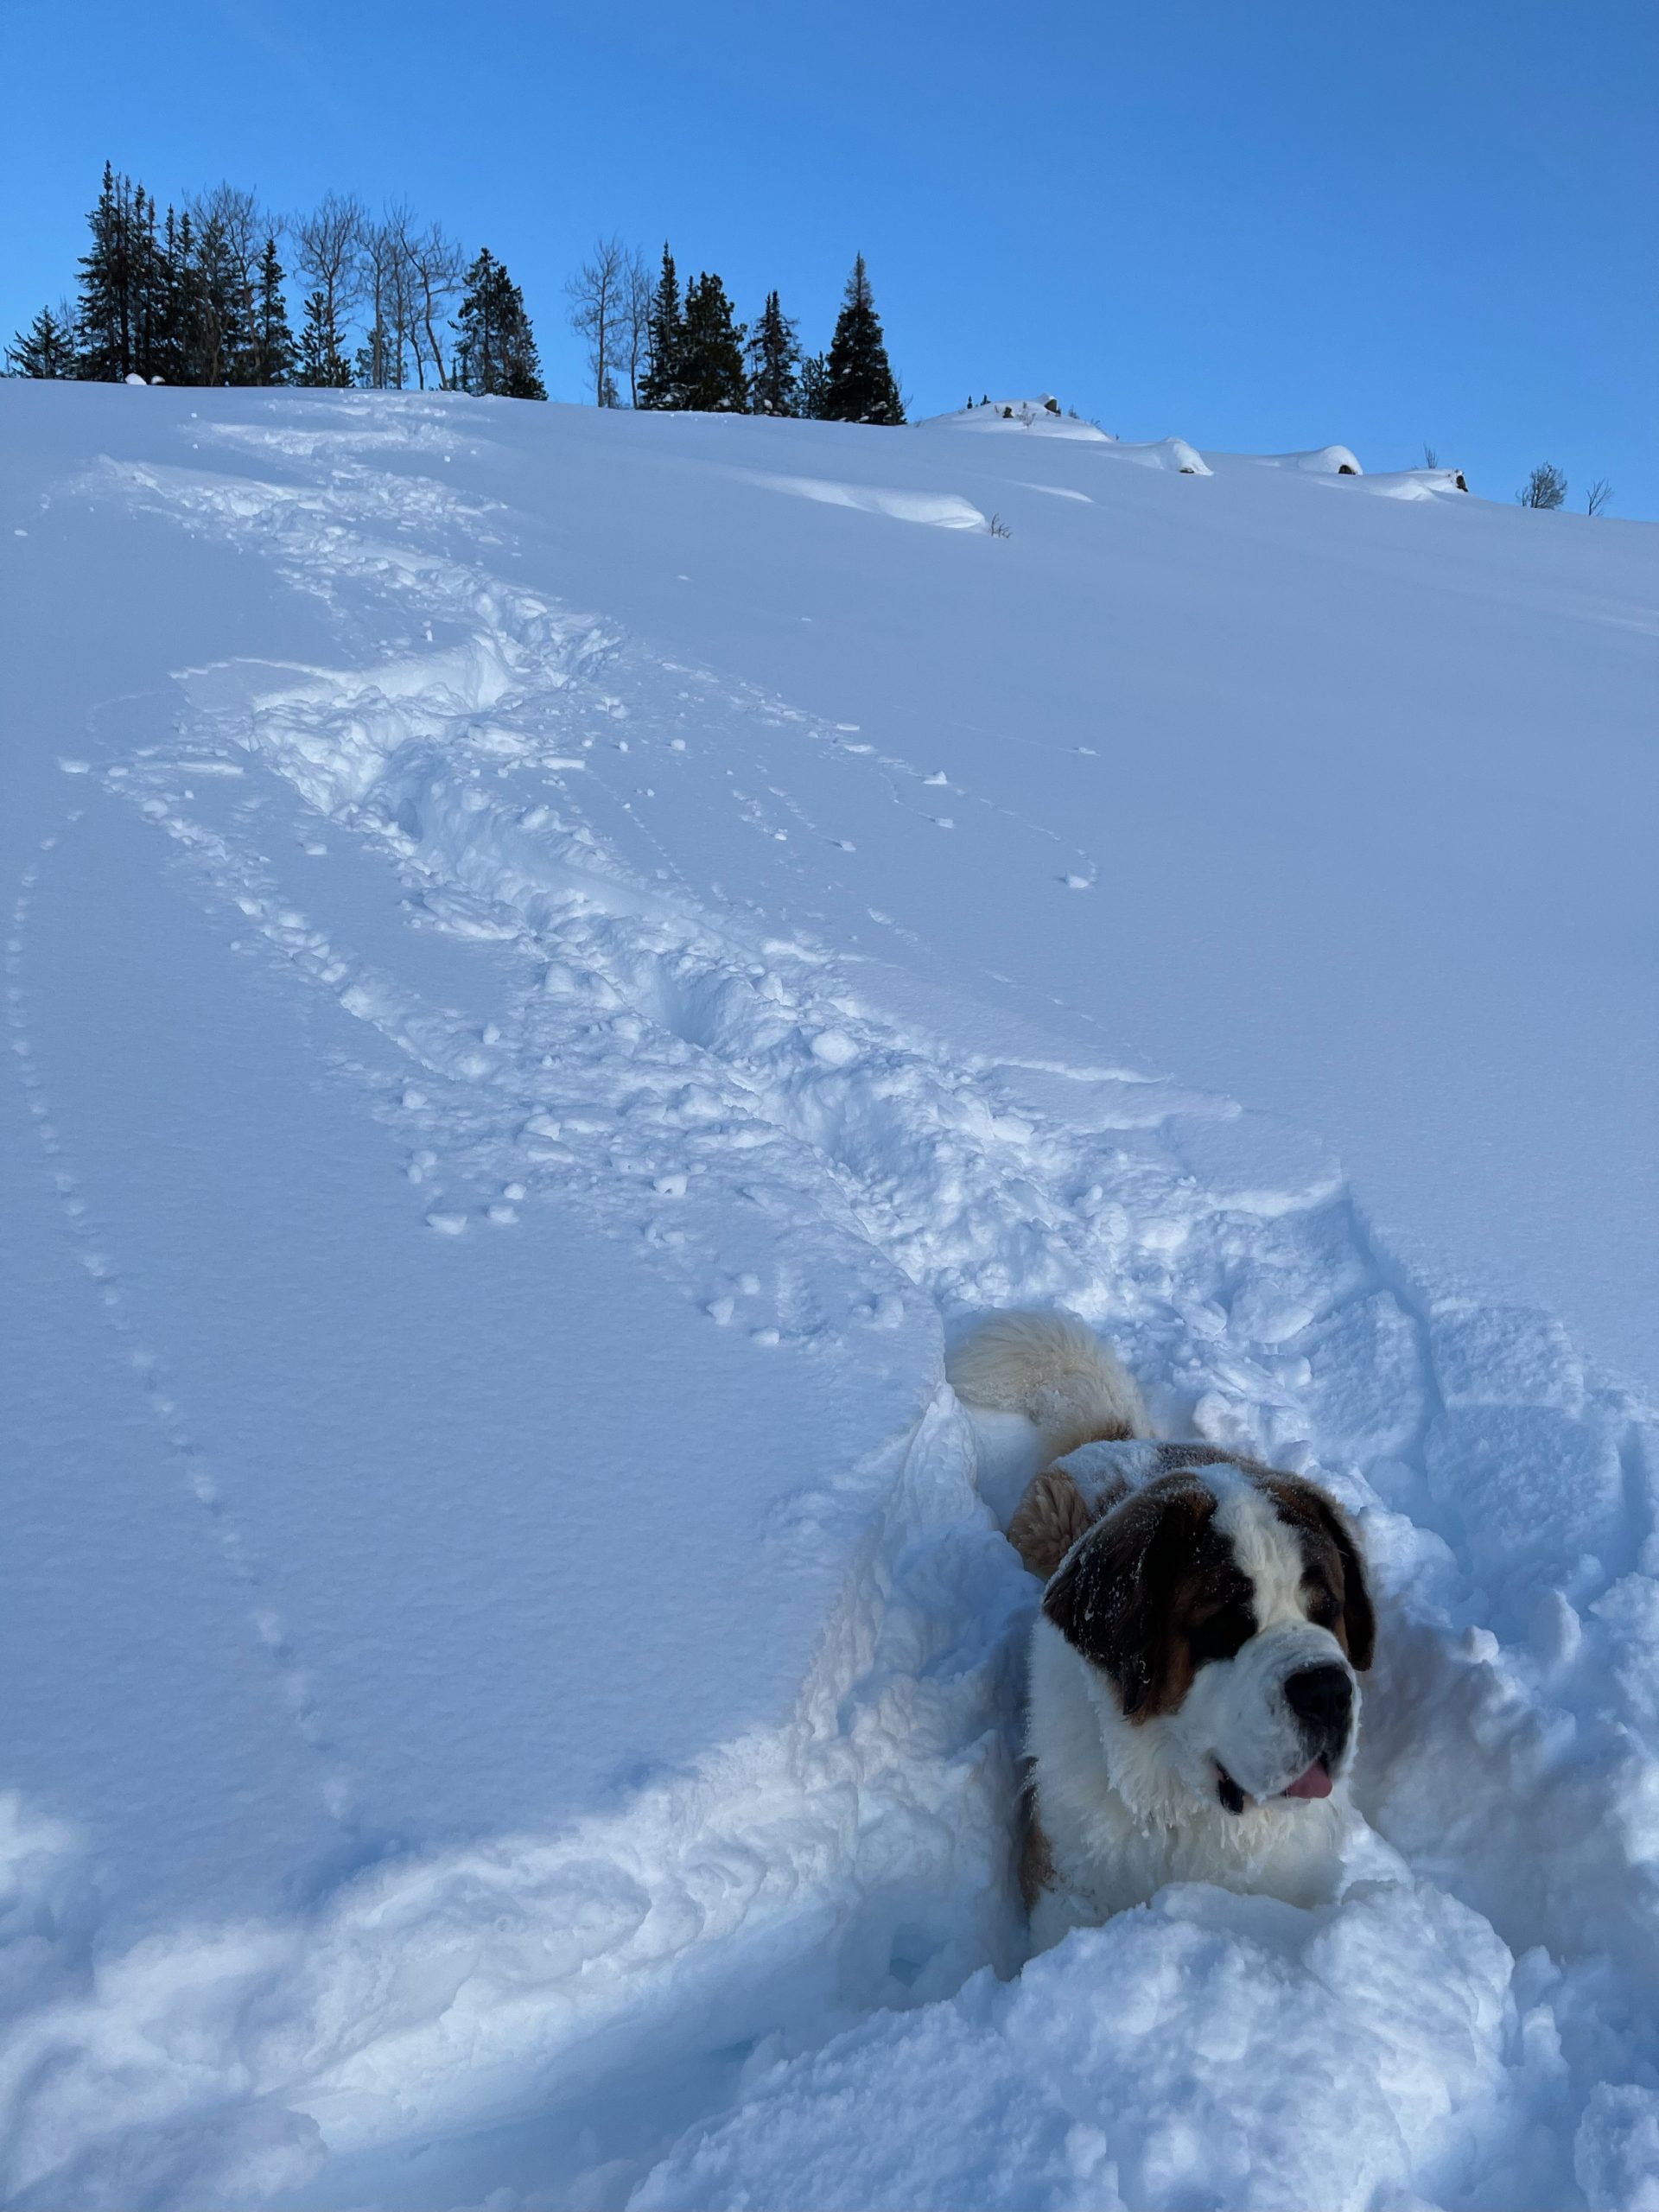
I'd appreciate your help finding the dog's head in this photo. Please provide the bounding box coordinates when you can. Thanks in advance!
[1042,1459,1374,1815]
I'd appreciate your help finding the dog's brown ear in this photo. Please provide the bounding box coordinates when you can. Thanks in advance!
[1007,1466,1128,1582]
[1261,1473,1377,1672]
[1042,1476,1214,1719]
[1321,1497,1376,1670]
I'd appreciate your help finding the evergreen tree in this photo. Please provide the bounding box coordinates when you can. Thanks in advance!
[5,305,78,378]
[153,207,194,385]
[296,289,353,386]
[129,191,174,380]
[75,163,168,380]
[354,322,392,390]
[677,272,747,411]
[746,289,801,416]
[179,209,250,385]
[637,244,683,410]
[821,255,904,425]
[250,237,297,385]
[453,249,545,399]
[798,351,830,420]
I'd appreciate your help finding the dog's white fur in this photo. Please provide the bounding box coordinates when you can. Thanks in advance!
[948,1311,1364,1944]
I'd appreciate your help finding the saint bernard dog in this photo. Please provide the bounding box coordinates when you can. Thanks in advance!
[948,1310,1375,1947]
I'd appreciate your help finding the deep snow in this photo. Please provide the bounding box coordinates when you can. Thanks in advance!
[2,381,1656,2210]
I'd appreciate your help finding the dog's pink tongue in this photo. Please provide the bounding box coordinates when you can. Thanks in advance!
[1283,1761,1332,1800]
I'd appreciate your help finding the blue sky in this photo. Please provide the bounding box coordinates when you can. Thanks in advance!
[4,0,1655,516]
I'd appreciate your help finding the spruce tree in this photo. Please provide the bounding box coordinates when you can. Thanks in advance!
[296,289,353,386]
[5,305,78,378]
[677,272,747,412]
[453,249,545,399]
[250,237,297,385]
[154,207,196,385]
[798,352,830,420]
[821,255,904,425]
[637,244,683,409]
[181,209,250,385]
[127,191,171,380]
[746,290,801,416]
[76,163,149,379]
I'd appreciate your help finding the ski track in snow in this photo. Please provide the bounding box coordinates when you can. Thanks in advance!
[6,393,1659,2209]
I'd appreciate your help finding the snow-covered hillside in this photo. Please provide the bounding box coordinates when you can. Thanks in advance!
[2,383,1656,2211]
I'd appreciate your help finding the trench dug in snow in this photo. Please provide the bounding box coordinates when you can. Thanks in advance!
[3,389,1657,2212]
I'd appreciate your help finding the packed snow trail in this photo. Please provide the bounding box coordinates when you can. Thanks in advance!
[3,386,1657,2209]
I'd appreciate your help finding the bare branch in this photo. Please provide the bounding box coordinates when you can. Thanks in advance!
[565,235,629,407]
[407,221,465,391]
[1516,462,1567,510]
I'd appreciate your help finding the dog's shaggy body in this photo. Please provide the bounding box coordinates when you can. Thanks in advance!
[948,1312,1375,1944]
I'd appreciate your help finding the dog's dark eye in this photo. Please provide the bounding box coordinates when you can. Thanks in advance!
[1191,1603,1253,1666]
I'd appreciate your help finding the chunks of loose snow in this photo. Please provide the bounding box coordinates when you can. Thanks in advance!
[635,1878,1555,2212]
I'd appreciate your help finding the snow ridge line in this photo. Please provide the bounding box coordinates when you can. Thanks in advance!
[22,397,1659,2202]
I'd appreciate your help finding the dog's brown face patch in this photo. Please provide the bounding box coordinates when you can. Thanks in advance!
[1041,1474,1258,1720]
[1257,1473,1376,1671]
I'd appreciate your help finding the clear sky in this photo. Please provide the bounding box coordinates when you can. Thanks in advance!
[4,0,1655,517]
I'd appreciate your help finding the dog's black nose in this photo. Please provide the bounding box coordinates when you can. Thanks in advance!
[1285,1664,1352,1733]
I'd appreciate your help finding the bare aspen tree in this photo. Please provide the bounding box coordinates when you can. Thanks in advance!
[1517,462,1567,509]
[623,248,652,406]
[192,183,277,281]
[407,222,465,389]
[1586,478,1613,517]
[295,192,366,379]
[358,207,404,388]
[365,202,434,389]
[566,235,629,406]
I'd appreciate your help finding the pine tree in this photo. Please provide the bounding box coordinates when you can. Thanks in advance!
[453,249,545,400]
[76,163,155,379]
[250,237,297,385]
[746,290,801,416]
[637,244,683,410]
[127,190,172,380]
[5,305,78,378]
[180,209,250,385]
[153,207,194,385]
[296,289,353,386]
[677,272,747,412]
[821,255,904,425]
[798,351,830,420]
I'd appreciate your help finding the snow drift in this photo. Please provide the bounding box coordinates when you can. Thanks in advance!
[2,380,1656,2210]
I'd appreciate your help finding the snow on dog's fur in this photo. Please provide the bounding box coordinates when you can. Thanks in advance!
[948,1311,1375,1947]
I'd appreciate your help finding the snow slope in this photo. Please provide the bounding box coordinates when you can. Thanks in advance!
[2,383,1656,2210]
